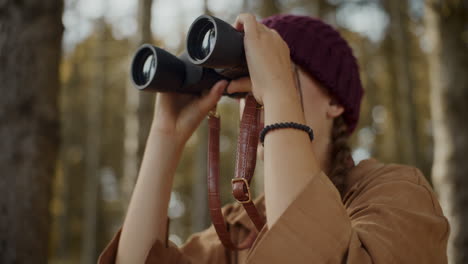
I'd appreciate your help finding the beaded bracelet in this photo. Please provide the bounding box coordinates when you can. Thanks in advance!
[259,122,314,146]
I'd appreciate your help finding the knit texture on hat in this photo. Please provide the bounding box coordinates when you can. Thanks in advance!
[261,14,364,134]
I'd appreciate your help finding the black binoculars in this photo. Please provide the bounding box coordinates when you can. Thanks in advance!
[130,15,248,97]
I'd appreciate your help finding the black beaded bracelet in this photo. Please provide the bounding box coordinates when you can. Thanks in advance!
[259,122,314,146]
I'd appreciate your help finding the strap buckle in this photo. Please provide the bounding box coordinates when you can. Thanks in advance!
[231,178,252,204]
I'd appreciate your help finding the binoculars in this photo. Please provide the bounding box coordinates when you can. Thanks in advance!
[130,15,248,97]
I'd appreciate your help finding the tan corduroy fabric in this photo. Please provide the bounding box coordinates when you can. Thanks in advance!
[98,158,449,264]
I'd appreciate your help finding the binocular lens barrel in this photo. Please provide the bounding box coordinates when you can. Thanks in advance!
[132,47,158,86]
[187,15,245,69]
[189,21,216,61]
[131,44,187,93]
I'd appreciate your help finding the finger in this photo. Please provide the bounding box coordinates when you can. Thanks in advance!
[226,77,252,94]
[196,80,228,114]
[155,91,191,114]
[269,28,285,43]
[234,13,259,38]
[258,23,270,33]
[181,80,227,130]
[268,27,279,34]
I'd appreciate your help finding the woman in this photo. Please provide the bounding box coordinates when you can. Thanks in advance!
[99,13,449,263]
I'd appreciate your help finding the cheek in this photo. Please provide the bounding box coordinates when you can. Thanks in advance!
[301,90,330,133]
[303,91,328,119]
[304,103,323,127]
[298,75,329,121]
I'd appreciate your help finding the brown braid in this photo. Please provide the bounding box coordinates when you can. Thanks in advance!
[328,116,354,197]
[293,65,354,196]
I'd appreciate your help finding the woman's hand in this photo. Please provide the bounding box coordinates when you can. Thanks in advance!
[117,81,229,264]
[226,13,296,105]
[152,80,228,146]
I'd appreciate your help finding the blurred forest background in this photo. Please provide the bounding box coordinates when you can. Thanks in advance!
[1,0,467,263]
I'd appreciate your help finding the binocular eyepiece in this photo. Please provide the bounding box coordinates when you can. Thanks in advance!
[131,15,248,96]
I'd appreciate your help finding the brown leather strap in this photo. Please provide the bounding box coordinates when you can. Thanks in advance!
[231,95,266,231]
[207,94,266,250]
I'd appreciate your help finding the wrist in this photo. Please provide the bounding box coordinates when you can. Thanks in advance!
[149,122,186,154]
[263,84,306,125]
[262,78,297,105]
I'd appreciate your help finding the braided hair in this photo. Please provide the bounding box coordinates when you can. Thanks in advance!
[294,65,354,196]
[328,116,354,197]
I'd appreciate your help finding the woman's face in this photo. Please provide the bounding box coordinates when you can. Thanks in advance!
[238,65,344,161]
[296,66,344,146]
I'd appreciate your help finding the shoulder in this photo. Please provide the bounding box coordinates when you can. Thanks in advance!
[345,158,427,187]
[343,158,444,217]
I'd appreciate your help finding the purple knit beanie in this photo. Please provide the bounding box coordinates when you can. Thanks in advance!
[261,14,364,134]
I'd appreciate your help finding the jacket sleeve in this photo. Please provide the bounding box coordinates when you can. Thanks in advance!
[245,168,449,264]
[97,217,230,264]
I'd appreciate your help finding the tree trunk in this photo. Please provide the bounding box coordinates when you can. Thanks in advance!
[0,1,63,263]
[122,0,155,206]
[426,1,468,263]
[385,0,419,167]
[81,18,106,264]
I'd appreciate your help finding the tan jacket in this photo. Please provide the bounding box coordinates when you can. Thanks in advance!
[98,158,449,263]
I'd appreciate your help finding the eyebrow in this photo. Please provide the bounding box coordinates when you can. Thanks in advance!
[294,65,305,113]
